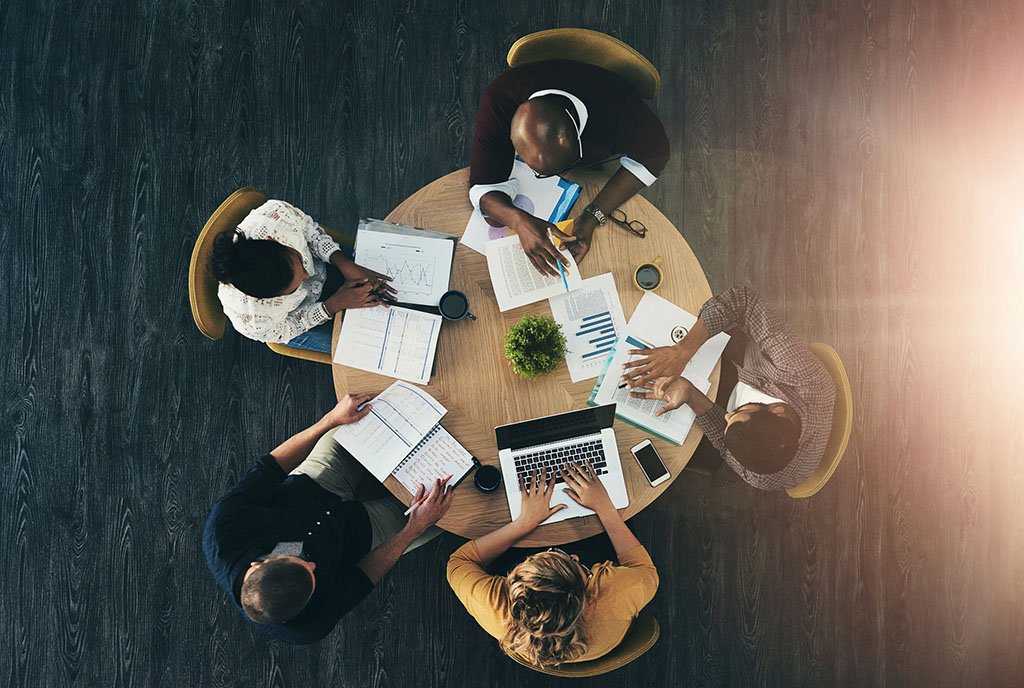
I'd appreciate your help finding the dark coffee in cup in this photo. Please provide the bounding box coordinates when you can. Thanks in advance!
[439,289,476,321]
[474,465,501,492]
[635,265,662,289]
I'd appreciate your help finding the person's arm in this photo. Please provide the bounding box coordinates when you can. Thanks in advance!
[478,192,576,277]
[701,286,824,386]
[269,394,373,474]
[566,167,646,263]
[620,314,714,387]
[357,478,453,583]
[560,461,642,558]
[470,470,567,565]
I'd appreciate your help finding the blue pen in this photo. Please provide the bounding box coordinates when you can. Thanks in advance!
[548,229,569,292]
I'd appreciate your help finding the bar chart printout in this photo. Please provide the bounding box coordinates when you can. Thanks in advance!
[548,273,628,382]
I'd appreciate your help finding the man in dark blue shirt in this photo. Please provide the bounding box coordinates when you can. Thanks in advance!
[202,393,452,645]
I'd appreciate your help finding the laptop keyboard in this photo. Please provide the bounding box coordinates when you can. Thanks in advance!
[513,437,609,489]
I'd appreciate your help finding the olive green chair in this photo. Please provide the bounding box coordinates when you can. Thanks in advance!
[507,28,661,99]
[188,188,351,365]
[786,343,853,498]
[507,614,659,677]
[684,342,853,498]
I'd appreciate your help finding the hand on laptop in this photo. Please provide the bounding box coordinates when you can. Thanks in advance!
[516,469,567,527]
[561,460,614,515]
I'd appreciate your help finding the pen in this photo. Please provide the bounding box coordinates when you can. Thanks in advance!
[402,475,453,516]
[548,228,570,292]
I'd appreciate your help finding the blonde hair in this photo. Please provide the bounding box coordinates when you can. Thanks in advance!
[500,550,588,667]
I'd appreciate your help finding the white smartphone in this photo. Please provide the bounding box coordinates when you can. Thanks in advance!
[631,439,671,487]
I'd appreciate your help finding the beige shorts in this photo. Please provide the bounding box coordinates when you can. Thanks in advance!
[291,427,439,551]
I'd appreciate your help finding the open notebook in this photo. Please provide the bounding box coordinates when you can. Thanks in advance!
[332,381,476,495]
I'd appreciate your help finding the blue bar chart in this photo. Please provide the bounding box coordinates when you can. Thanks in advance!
[576,311,618,361]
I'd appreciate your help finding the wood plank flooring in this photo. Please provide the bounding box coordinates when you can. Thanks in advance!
[1,1,1022,686]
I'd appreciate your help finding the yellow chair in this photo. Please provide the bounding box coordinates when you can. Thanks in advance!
[507,28,661,99]
[507,614,659,677]
[188,188,351,365]
[787,343,853,498]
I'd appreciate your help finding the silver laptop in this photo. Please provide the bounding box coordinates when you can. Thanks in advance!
[496,404,629,525]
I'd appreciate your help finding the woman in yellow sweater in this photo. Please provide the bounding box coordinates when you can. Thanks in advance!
[446,461,659,668]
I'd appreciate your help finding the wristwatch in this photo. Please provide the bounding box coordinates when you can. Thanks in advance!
[582,203,607,225]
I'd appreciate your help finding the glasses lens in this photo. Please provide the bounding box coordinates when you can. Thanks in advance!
[611,209,626,222]
[629,220,647,236]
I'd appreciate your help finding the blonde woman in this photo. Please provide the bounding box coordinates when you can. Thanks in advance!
[447,461,658,667]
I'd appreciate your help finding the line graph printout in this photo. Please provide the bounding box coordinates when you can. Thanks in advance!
[334,305,442,385]
[355,224,454,306]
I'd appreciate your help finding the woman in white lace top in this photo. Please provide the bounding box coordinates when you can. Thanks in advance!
[212,200,395,349]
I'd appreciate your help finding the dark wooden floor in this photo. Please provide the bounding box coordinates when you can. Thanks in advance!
[2,0,1023,686]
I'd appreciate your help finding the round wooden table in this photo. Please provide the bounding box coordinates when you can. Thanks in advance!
[332,167,717,546]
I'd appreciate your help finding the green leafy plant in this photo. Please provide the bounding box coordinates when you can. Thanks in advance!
[503,314,567,379]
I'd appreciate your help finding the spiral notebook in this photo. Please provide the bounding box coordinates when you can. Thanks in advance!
[392,424,477,495]
[332,381,476,493]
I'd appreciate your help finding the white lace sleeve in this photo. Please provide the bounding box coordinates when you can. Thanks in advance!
[293,208,342,263]
[239,302,331,343]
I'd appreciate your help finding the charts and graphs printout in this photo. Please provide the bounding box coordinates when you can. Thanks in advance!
[332,381,447,481]
[334,305,442,385]
[549,272,627,382]
[354,222,454,306]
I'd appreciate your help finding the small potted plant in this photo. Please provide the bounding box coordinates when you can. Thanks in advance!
[504,314,566,379]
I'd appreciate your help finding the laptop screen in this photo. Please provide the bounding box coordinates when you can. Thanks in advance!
[495,404,617,451]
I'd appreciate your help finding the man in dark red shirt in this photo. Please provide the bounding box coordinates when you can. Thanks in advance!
[470,60,670,276]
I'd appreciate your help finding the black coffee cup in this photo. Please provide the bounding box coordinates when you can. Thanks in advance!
[473,465,502,492]
[438,289,476,321]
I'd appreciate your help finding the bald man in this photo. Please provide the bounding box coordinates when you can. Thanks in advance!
[470,60,670,276]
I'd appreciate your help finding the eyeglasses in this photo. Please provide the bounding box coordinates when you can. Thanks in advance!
[534,108,583,179]
[610,209,647,238]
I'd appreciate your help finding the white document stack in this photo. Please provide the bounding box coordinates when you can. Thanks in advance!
[590,292,731,445]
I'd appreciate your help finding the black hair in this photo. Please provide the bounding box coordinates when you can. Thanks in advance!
[210,231,294,298]
[240,558,313,624]
[723,405,800,474]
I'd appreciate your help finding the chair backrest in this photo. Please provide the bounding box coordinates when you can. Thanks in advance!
[506,614,659,677]
[507,29,661,99]
[787,343,853,498]
[188,188,267,340]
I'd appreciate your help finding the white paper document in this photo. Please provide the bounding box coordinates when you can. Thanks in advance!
[334,305,442,385]
[392,425,475,495]
[461,158,581,255]
[485,234,583,312]
[590,292,730,445]
[354,219,455,306]
[548,273,627,382]
[333,382,447,481]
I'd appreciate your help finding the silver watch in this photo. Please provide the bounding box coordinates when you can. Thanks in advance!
[583,203,607,225]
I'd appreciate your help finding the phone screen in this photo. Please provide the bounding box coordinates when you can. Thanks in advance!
[634,443,668,483]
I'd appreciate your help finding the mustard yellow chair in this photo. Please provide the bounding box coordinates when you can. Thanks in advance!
[507,614,659,677]
[188,188,351,365]
[787,343,853,498]
[507,28,661,99]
